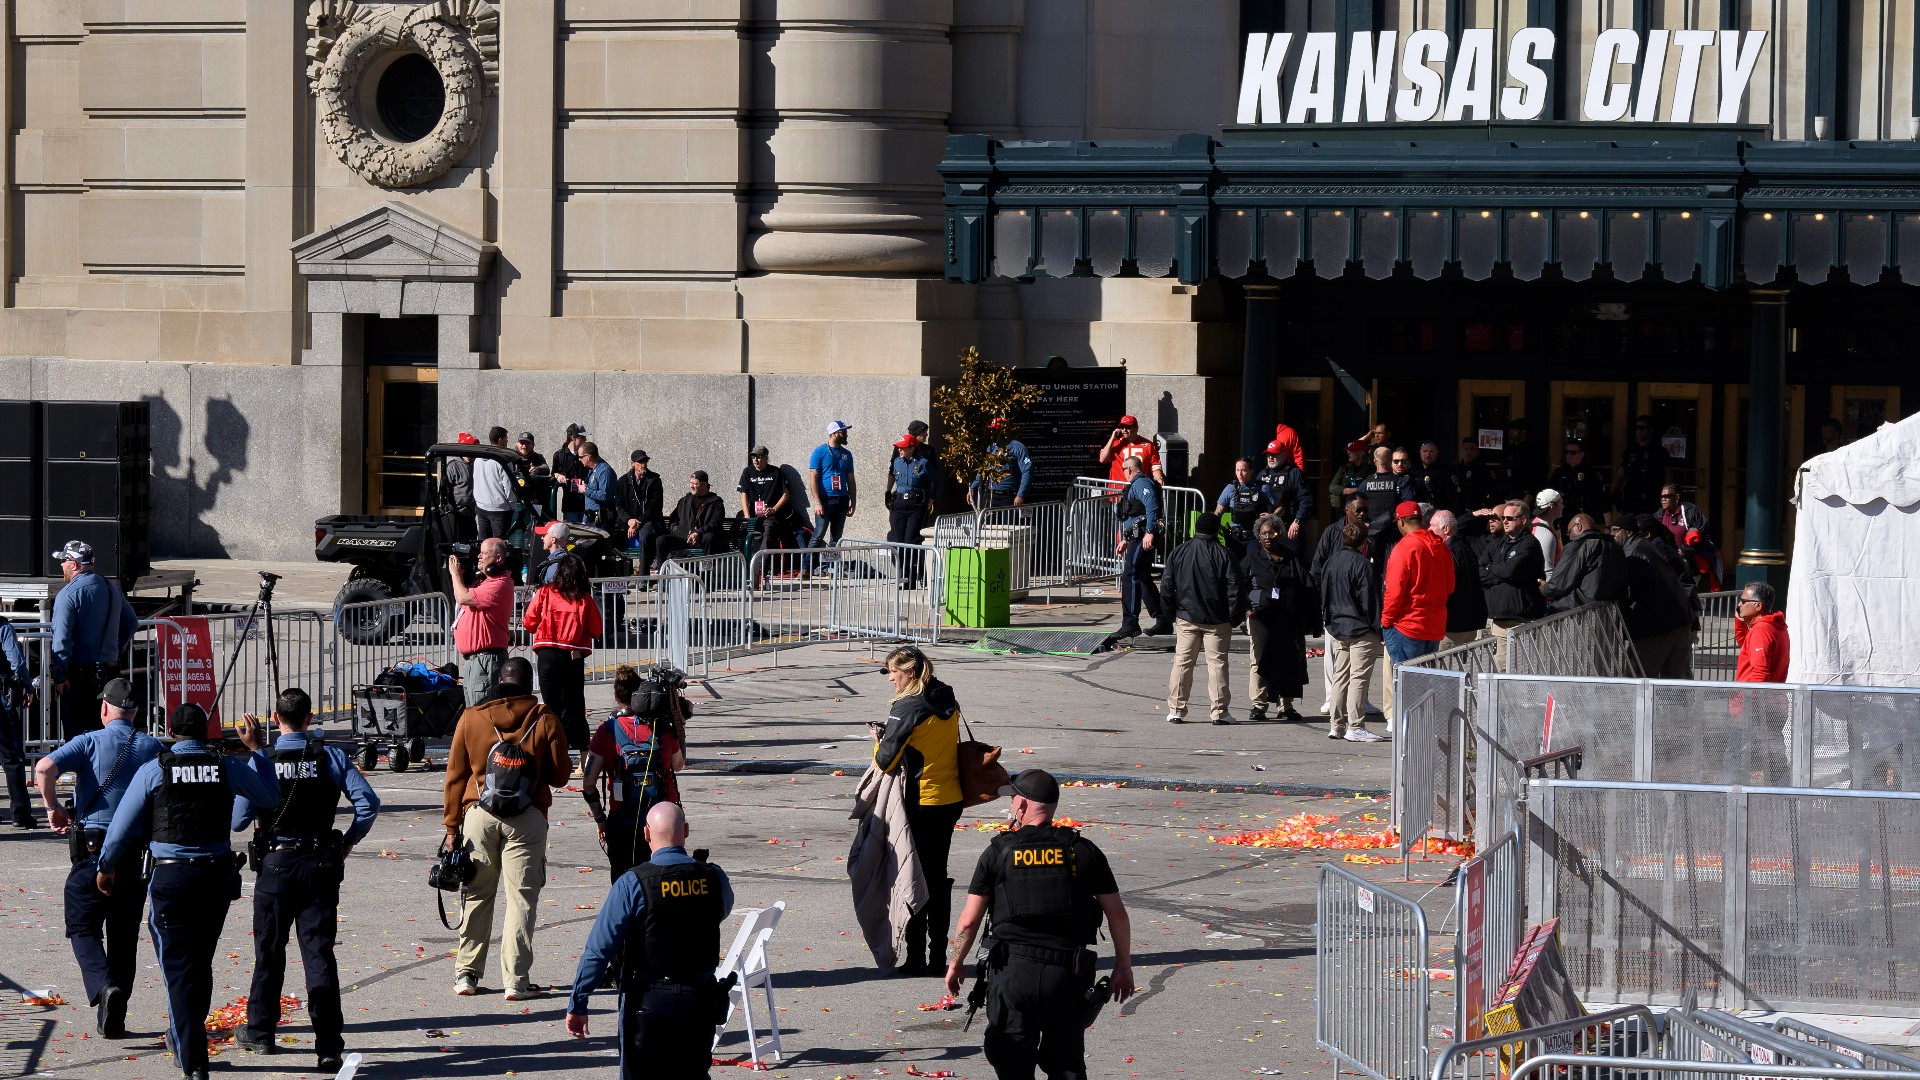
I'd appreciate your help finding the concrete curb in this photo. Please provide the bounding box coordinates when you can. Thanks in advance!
[697,758,1388,798]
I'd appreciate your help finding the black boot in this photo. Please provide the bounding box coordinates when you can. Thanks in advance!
[924,878,955,976]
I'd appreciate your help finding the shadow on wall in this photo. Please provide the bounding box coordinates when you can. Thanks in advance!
[143,393,252,558]
[1157,391,1178,437]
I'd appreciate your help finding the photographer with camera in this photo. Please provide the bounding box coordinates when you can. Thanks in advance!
[442,656,571,1000]
[96,702,278,1080]
[34,678,163,1038]
[450,539,514,706]
[229,688,379,1073]
[582,665,688,876]
[566,801,735,1079]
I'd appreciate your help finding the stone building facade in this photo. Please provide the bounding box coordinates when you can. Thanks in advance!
[0,0,1902,558]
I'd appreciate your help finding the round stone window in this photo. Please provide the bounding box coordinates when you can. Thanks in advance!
[375,53,446,143]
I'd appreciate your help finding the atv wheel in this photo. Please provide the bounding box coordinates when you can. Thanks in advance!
[334,577,408,645]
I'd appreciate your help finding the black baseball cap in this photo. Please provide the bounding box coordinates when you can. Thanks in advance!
[1007,769,1060,804]
[97,678,139,710]
[630,449,650,463]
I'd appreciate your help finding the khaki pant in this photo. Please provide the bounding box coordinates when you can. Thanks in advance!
[1444,629,1483,648]
[1167,619,1232,720]
[456,803,550,992]
[1330,633,1383,734]
[1322,638,1380,715]
[1487,617,1528,671]
[1246,618,1291,712]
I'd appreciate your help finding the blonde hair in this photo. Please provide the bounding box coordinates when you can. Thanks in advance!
[885,645,934,701]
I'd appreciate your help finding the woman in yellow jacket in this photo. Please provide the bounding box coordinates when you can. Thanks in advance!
[869,645,963,975]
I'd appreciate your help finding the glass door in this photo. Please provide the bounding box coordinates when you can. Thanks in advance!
[1458,379,1526,474]
[365,364,439,515]
[1636,382,1713,507]
[1279,376,1333,522]
[1830,386,1901,443]
[1549,381,1628,485]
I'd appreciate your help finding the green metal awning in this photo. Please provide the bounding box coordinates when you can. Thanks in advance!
[940,130,1920,290]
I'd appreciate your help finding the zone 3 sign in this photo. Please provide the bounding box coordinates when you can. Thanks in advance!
[1237,28,1767,125]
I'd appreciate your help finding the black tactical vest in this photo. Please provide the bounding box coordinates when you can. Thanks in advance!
[150,749,233,847]
[990,825,1101,949]
[1226,482,1263,529]
[1361,472,1400,525]
[623,860,725,983]
[1257,467,1298,521]
[263,742,341,839]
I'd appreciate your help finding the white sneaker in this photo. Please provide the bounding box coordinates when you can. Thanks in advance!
[504,984,545,1001]
[1165,713,1185,724]
[1345,727,1386,743]
[453,975,479,996]
[1212,713,1237,726]
[1319,701,1333,714]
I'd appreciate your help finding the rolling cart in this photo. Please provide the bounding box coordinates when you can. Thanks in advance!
[350,663,464,772]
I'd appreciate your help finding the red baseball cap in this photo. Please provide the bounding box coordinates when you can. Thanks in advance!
[1395,500,1422,519]
[989,417,1008,430]
[456,432,479,445]
[1265,439,1284,455]
[1119,415,1139,427]
[1347,438,1369,454]
[893,434,918,450]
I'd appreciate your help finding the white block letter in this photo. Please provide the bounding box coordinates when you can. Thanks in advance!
[1444,28,1496,120]
[1237,33,1294,124]
[1288,33,1339,123]
[1396,29,1450,122]
[1668,30,1715,122]
[1716,30,1767,123]
[1501,27,1555,120]
[1632,29,1669,121]
[1583,28,1639,122]
[1344,31,1397,123]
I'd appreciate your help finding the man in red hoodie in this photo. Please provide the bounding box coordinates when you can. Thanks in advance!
[1380,502,1455,728]
[1731,582,1790,782]
[1734,582,1789,683]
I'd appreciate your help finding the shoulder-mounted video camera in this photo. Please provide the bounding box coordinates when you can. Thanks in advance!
[634,662,690,740]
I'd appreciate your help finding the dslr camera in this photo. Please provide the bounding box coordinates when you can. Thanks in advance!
[428,838,477,892]
[438,541,481,581]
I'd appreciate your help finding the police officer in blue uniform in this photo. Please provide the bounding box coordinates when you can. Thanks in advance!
[0,620,39,828]
[231,688,380,1072]
[970,417,1034,511]
[48,539,139,742]
[32,678,163,1036]
[1113,455,1169,639]
[97,703,278,1080]
[1215,457,1279,563]
[945,770,1137,1079]
[1256,439,1313,552]
[887,434,940,589]
[567,801,735,1079]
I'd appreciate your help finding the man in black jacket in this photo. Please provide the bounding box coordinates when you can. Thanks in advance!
[1160,513,1245,726]
[1501,419,1548,502]
[1319,522,1382,742]
[648,471,728,569]
[1540,514,1626,613]
[618,450,666,574]
[1359,446,1413,578]
[1479,499,1546,668]
[1312,495,1377,718]
[1450,437,1499,516]
[1614,515,1694,678]
[1430,511,1487,647]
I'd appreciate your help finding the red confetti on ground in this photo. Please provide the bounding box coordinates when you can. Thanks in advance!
[1210,812,1474,856]
[21,994,65,1006]
[974,816,1088,833]
[904,1067,955,1077]
[917,995,961,1012]
[711,1058,772,1070]
[204,995,301,1039]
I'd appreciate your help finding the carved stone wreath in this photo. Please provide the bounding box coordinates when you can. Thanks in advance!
[307,0,499,189]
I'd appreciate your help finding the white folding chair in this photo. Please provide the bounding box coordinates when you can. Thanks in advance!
[713,901,786,1064]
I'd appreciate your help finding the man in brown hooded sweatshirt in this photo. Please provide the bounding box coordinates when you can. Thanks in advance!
[442,656,572,999]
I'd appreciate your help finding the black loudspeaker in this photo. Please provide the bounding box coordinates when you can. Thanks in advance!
[0,402,41,577]
[43,401,149,461]
[43,519,145,581]
[43,459,147,520]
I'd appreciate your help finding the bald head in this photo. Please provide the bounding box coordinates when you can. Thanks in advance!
[643,802,689,850]
[1429,510,1456,539]
[480,537,508,558]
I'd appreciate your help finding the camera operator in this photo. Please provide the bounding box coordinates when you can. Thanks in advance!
[49,540,138,743]
[581,665,688,876]
[231,688,380,1074]
[450,538,513,706]
[96,703,278,1080]
[442,656,571,999]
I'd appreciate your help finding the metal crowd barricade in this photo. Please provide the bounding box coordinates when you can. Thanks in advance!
[1318,865,1432,1080]
[1393,665,1471,842]
[1527,778,1920,1016]
[1393,685,1444,861]
[1694,590,1742,681]
[328,594,455,713]
[1450,829,1523,1046]
[929,500,1070,599]
[1682,1005,1868,1070]
[1068,476,1208,567]
[1503,603,1645,679]
[1511,1055,1915,1080]
[1063,493,1120,582]
[586,574,669,678]
[1773,1018,1920,1071]
[1428,1005,1659,1080]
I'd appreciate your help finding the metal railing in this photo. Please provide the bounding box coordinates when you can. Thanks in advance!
[1393,666,1471,842]
[1505,603,1645,680]
[1317,865,1432,1080]
[328,594,456,713]
[1695,590,1743,681]
[1450,829,1523,1046]
[1682,1005,1868,1070]
[1527,778,1920,1016]
[1063,493,1121,581]
[1429,1005,1659,1080]
[1773,1017,1920,1071]
[1068,476,1209,567]
[930,500,1069,598]
[1511,1055,1918,1080]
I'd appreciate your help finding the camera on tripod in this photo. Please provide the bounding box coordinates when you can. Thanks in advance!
[429,838,477,892]
[255,571,282,601]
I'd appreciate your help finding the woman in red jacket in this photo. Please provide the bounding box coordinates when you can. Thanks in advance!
[523,553,603,764]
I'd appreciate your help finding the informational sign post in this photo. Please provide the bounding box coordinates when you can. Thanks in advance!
[1461,858,1488,1040]
[1008,366,1127,498]
[158,616,220,726]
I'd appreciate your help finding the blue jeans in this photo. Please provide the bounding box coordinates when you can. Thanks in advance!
[809,498,850,572]
[1382,626,1440,665]
[1119,534,1162,628]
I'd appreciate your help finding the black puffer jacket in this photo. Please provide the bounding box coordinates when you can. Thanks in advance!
[1479,531,1545,621]
[1540,530,1626,612]
[1620,536,1692,638]
[1445,528,1489,633]
[1160,535,1244,627]
[1319,546,1379,639]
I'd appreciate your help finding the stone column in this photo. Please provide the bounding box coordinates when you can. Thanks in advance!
[1240,283,1280,460]
[1737,287,1789,592]
[744,0,953,274]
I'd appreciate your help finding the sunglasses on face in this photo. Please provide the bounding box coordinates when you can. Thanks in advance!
[1392,458,1409,465]
[1499,514,1522,521]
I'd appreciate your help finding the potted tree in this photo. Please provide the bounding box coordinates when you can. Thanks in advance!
[931,346,1043,628]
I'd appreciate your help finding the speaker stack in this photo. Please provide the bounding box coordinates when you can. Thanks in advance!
[32,401,151,582]
[0,402,41,576]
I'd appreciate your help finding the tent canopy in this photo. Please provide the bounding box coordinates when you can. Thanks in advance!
[1787,413,1920,685]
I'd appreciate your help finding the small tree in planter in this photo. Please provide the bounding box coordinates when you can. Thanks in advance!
[932,346,1044,626]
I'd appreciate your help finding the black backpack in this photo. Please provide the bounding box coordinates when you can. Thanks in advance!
[478,711,542,817]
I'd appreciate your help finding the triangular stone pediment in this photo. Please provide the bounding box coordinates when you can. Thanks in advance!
[293,202,496,282]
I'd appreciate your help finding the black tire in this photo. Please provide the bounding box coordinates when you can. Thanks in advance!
[388,744,410,772]
[334,577,407,646]
[409,738,426,763]
[358,745,379,770]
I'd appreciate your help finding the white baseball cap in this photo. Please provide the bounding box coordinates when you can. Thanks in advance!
[825,420,851,436]
[1535,488,1563,510]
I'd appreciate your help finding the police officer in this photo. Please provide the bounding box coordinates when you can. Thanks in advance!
[49,539,138,742]
[1358,446,1413,577]
[32,678,163,1036]
[232,688,381,1072]
[1113,456,1169,639]
[887,434,939,589]
[1214,457,1277,563]
[0,620,37,828]
[1450,436,1499,515]
[97,703,278,1080]
[1412,441,1455,514]
[567,801,734,1079]
[1255,440,1312,550]
[944,770,1136,1079]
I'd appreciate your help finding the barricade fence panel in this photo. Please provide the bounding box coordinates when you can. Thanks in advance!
[1063,494,1120,582]
[330,595,454,712]
[1695,591,1742,681]
[1450,829,1524,1046]
[1393,681,1445,855]
[1529,779,1920,1017]
[1773,1017,1920,1071]
[930,501,1070,595]
[1512,1054,1919,1080]
[1394,666,1469,842]
[1504,603,1645,680]
[1068,476,1208,568]
[1317,865,1431,1080]
[1478,674,1646,846]
[1428,1005,1659,1080]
